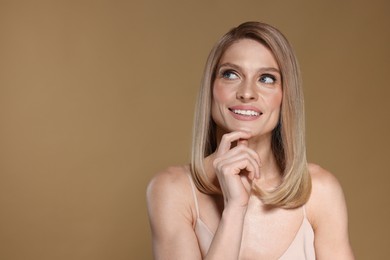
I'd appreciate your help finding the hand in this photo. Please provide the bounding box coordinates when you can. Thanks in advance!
[212,131,261,208]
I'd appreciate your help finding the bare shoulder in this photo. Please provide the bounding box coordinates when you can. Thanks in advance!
[306,163,347,227]
[146,165,192,204]
[308,163,343,193]
[307,166,354,258]
[146,165,195,224]
[146,166,204,258]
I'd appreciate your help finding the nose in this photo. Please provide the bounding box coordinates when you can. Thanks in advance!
[236,80,258,102]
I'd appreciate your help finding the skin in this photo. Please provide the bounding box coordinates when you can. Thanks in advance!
[147,39,354,259]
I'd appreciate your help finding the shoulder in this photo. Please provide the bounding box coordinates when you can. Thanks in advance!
[308,163,343,194]
[146,166,190,202]
[146,165,192,199]
[306,163,347,228]
[306,167,354,258]
[146,165,198,241]
[146,166,205,258]
[146,165,194,219]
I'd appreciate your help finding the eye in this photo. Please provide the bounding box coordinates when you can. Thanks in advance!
[221,70,239,80]
[260,74,276,84]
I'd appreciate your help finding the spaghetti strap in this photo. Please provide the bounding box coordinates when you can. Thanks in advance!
[186,175,214,257]
[187,173,200,219]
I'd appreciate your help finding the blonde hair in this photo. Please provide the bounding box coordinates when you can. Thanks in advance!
[190,21,311,208]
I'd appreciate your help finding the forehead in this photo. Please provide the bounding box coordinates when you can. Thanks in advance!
[219,38,279,70]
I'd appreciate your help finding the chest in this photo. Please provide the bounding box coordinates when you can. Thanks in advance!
[239,197,305,259]
[198,194,308,259]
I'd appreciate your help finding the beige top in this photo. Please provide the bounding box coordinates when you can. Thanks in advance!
[187,174,316,259]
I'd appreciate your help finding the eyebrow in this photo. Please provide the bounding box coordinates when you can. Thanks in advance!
[218,62,281,74]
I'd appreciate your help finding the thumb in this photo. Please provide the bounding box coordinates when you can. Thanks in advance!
[237,138,249,146]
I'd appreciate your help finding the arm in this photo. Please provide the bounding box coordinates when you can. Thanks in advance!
[147,132,260,259]
[205,132,260,259]
[146,168,248,260]
[147,168,202,260]
[308,164,355,260]
[204,203,247,259]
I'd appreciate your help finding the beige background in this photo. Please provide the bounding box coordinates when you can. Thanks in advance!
[0,0,389,259]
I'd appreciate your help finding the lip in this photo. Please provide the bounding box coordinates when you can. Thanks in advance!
[228,105,262,121]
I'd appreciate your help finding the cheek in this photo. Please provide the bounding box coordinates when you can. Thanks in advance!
[274,92,283,109]
[211,83,231,123]
[212,82,231,104]
[267,88,283,110]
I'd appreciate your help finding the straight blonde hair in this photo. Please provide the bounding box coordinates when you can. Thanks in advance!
[190,21,311,208]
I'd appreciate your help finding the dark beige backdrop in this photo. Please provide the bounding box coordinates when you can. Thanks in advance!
[1,0,389,259]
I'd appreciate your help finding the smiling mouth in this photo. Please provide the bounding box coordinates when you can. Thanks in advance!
[229,108,262,117]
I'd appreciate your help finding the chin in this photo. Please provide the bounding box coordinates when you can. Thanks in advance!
[236,127,254,134]
[233,125,275,138]
[223,125,256,136]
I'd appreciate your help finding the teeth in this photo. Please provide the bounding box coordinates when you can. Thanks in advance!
[232,109,260,116]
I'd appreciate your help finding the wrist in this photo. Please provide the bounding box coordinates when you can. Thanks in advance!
[222,204,247,220]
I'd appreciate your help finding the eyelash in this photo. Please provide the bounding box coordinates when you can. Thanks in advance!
[221,70,239,80]
[260,74,276,84]
[220,70,277,84]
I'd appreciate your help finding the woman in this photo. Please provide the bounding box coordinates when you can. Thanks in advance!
[147,21,354,259]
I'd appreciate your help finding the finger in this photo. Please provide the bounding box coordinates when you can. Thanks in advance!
[234,158,258,180]
[214,157,259,200]
[240,171,254,192]
[237,138,249,146]
[216,131,252,155]
[220,144,261,168]
[215,153,260,179]
[214,150,260,179]
[232,153,260,180]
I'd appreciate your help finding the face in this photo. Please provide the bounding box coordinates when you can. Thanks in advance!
[211,38,282,140]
